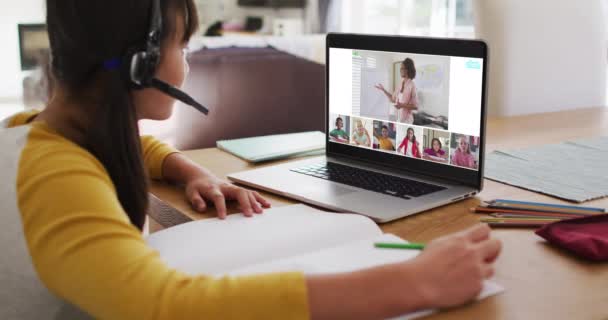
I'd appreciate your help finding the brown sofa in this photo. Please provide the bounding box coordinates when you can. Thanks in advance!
[173,47,326,150]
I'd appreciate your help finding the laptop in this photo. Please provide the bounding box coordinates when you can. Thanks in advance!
[228,33,488,222]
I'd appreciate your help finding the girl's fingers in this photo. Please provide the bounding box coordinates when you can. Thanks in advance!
[207,190,227,219]
[477,238,502,264]
[253,191,271,208]
[463,224,491,243]
[201,183,270,218]
[187,187,207,212]
[233,188,253,217]
[482,264,495,279]
[192,193,207,212]
[248,192,263,214]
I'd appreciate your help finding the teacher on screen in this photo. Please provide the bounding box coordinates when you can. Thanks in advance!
[374,58,419,124]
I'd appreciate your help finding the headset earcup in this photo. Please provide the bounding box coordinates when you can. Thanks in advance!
[123,46,142,89]
[123,45,159,89]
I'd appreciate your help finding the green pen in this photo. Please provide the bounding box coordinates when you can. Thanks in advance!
[374,242,426,250]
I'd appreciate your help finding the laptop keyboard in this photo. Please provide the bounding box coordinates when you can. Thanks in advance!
[290,162,446,199]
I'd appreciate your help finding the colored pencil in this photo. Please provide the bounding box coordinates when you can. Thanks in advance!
[487,199,606,214]
[472,206,589,218]
[490,213,565,221]
[480,218,557,224]
[488,212,580,219]
[374,242,426,250]
[487,204,600,216]
[485,221,548,228]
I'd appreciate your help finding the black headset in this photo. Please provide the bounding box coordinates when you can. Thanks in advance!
[126,0,209,115]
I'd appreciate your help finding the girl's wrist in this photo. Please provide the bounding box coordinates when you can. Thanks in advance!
[184,170,217,186]
[366,262,435,315]
[395,261,436,312]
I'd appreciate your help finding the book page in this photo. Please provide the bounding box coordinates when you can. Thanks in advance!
[226,234,416,275]
[226,233,504,320]
[146,204,381,275]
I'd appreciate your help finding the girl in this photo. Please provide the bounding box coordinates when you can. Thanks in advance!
[423,138,448,163]
[351,118,372,147]
[0,1,500,319]
[398,127,421,158]
[375,58,419,124]
[451,135,478,169]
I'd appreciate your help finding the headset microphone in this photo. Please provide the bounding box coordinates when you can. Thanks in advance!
[105,0,210,115]
[149,78,209,115]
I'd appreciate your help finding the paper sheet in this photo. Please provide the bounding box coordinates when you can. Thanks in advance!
[146,204,382,275]
[225,233,504,320]
[485,136,608,202]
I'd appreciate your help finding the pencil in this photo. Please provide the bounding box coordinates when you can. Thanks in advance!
[488,199,606,214]
[489,213,564,221]
[480,218,555,225]
[485,221,548,228]
[472,207,587,218]
[480,217,557,222]
[374,242,426,250]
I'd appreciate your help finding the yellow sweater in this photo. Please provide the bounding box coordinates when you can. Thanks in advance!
[2,110,309,319]
[378,137,395,151]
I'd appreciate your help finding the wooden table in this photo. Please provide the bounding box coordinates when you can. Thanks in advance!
[149,107,608,320]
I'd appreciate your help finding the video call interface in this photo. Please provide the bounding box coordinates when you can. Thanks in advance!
[328,48,484,171]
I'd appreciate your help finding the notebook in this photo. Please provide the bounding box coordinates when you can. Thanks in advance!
[216,131,325,163]
[146,204,504,319]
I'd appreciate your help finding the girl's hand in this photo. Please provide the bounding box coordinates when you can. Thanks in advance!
[185,175,271,219]
[374,83,386,91]
[407,224,501,309]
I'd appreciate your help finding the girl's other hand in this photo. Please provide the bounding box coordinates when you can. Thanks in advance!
[185,176,271,219]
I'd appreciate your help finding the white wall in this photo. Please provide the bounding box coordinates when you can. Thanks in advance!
[0,0,45,100]
[474,0,607,116]
[359,51,393,120]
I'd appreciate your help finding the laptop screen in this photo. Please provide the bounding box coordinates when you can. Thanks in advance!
[326,34,487,187]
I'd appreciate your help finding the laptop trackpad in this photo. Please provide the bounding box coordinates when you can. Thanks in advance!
[326,185,357,197]
[301,183,357,201]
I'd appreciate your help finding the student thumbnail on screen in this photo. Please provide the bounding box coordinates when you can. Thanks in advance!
[396,124,423,158]
[329,114,350,144]
[422,129,450,164]
[350,117,373,148]
[372,121,397,152]
[450,133,480,170]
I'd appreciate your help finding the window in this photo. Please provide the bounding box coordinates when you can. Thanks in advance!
[339,0,475,38]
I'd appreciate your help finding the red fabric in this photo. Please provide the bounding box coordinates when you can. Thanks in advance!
[536,214,608,261]
[398,138,421,158]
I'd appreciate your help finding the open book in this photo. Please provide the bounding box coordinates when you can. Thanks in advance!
[146,204,503,319]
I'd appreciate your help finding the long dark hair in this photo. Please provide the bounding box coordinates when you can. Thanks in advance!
[431,138,442,150]
[402,58,416,79]
[407,127,417,144]
[46,0,199,230]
